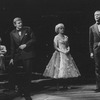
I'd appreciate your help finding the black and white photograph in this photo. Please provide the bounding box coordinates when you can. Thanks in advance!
[0,0,100,100]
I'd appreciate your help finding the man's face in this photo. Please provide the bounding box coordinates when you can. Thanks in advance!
[94,11,100,23]
[14,20,22,30]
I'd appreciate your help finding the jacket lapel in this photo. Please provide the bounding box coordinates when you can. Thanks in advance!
[94,24,100,37]
[13,30,21,43]
[19,29,28,44]
[13,31,19,39]
[20,30,25,40]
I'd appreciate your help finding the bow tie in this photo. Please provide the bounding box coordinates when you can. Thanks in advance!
[17,29,22,32]
[97,23,100,25]
[97,21,100,25]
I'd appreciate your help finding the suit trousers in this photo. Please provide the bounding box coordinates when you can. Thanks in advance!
[94,52,100,89]
[8,58,33,96]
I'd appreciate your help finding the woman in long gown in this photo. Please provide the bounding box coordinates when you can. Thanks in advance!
[43,23,80,90]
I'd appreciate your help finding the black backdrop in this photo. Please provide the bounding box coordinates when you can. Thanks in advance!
[0,0,99,80]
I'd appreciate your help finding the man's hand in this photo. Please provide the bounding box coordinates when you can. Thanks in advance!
[90,53,94,59]
[98,42,100,46]
[19,44,26,50]
[0,51,4,54]
[9,59,14,65]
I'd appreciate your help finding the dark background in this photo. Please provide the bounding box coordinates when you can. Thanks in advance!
[0,0,99,80]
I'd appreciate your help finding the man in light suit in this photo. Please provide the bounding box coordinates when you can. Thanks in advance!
[89,10,100,92]
[9,17,36,100]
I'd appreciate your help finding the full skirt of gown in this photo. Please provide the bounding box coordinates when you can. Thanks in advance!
[43,51,81,78]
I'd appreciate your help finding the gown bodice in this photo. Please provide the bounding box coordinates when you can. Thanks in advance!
[58,35,69,52]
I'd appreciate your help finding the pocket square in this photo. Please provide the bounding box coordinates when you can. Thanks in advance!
[25,33,27,35]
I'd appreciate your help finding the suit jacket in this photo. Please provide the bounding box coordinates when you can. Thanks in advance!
[10,26,36,60]
[89,23,100,54]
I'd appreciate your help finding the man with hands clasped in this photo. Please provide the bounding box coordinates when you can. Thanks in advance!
[9,17,36,100]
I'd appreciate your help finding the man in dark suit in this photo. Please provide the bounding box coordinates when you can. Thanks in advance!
[9,17,36,100]
[89,10,100,92]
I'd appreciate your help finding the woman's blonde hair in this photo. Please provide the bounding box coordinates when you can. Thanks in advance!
[55,23,64,33]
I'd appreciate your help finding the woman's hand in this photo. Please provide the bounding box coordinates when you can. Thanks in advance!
[64,46,70,54]
[56,46,70,54]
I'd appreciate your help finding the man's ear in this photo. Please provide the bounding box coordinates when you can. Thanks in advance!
[13,22,16,27]
[14,23,16,27]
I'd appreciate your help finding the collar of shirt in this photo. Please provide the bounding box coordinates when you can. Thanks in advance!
[18,31,21,36]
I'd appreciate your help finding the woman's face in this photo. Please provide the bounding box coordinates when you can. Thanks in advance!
[58,27,64,34]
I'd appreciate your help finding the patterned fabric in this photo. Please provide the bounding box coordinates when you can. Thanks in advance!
[0,45,6,71]
[43,34,81,78]
[58,52,80,78]
[43,51,80,78]
[0,56,5,71]
[43,51,60,78]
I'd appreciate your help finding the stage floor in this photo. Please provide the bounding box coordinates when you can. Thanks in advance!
[0,84,100,100]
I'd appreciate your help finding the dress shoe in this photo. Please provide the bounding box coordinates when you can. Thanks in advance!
[18,90,25,97]
[24,96,32,100]
[95,88,100,92]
